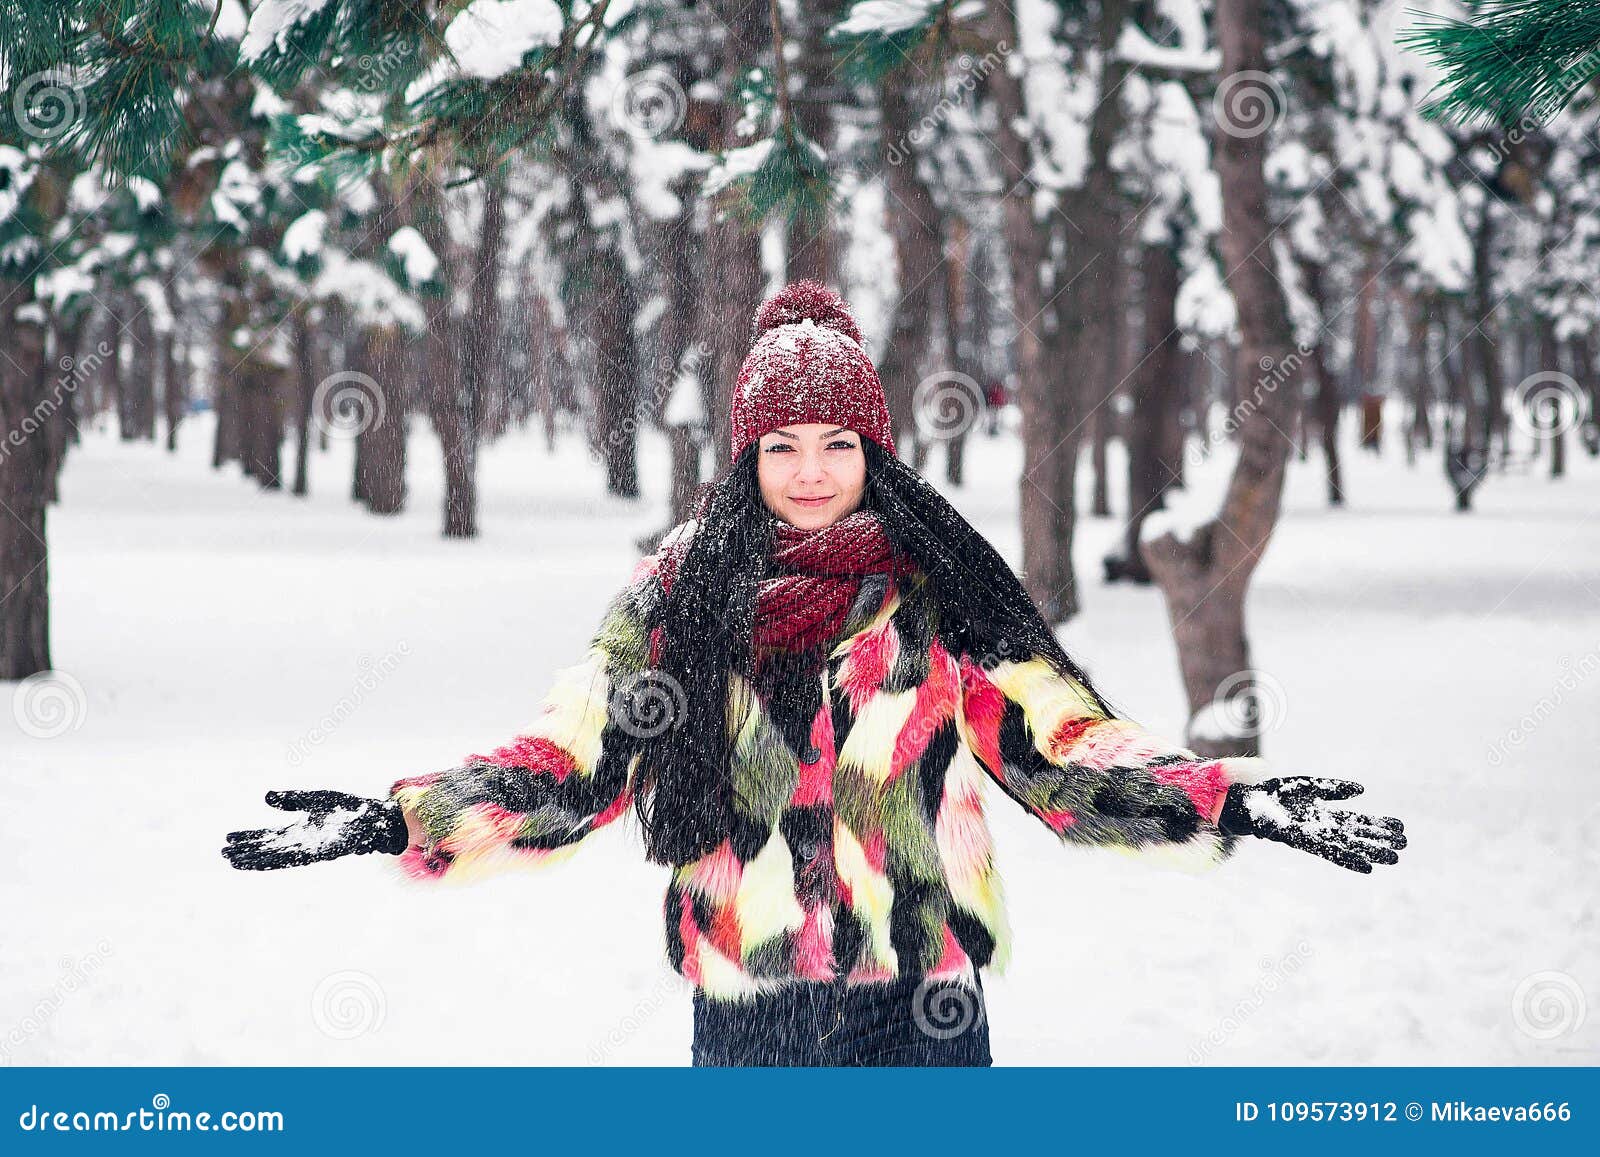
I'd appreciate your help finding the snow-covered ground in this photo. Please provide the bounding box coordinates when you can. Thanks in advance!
[3,402,1596,1066]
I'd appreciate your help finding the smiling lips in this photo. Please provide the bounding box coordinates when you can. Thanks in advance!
[791,495,833,506]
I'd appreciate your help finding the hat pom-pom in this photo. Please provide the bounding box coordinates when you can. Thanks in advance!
[751,279,862,345]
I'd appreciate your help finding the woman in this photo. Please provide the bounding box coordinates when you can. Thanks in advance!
[222,280,1407,1067]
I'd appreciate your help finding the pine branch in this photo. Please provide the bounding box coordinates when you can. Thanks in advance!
[827,0,977,86]
[251,0,618,187]
[702,121,833,230]
[241,0,427,92]
[1399,1,1600,126]
[59,0,229,183]
[438,0,617,186]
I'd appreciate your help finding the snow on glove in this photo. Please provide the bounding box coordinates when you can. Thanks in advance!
[1215,775,1406,874]
[221,789,411,871]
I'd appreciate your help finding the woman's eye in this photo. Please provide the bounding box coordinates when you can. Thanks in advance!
[829,440,857,450]
[764,444,792,452]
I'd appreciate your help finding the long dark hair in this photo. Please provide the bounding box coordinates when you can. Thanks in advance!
[629,437,1123,865]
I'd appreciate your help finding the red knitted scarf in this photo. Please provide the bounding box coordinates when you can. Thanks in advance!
[756,510,917,652]
[655,508,917,655]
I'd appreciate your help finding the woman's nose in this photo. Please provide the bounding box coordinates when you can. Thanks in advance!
[794,451,826,481]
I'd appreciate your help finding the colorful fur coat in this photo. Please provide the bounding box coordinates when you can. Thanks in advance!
[387,523,1271,1002]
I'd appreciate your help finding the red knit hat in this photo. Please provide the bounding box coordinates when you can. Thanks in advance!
[729,280,896,462]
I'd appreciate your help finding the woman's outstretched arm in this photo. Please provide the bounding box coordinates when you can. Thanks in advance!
[958,653,1405,873]
[384,552,665,884]
[223,537,675,881]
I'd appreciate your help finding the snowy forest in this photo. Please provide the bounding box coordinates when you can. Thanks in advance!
[2,1,1597,1065]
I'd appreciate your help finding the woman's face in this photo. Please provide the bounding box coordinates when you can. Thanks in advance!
[756,423,867,529]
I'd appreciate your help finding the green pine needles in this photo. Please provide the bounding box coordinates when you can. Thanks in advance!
[701,66,834,231]
[2,0,230,183]
[1401,0,1600,126]
[827,0,966,87]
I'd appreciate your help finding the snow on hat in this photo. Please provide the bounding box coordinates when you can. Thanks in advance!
[729,279,896,462]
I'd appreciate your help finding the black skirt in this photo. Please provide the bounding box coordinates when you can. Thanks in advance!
[691,972,993,1067]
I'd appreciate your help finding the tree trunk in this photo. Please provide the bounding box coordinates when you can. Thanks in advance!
[1091,235,1129,518]
[784,0,845,286]
[426,311,474,532]
[876,71,943,463]
[1405,292,1435,460]
[1472,207,1503,465]
[212,282,242,470]
[412,174,473,535]
[942,214,971,486]
[44,315,87,503]
[291,308,316,496]
[160,323,183,453]
[641,167,707,549]
[703,0,769,473]
[550,102,643,497]
[1006,0,1131,621]
[1108,239,1182,584]
[1140,0,1303,759]
[0,301,52,678]
[984,3,1071,619]
[1440,302,1485,511]
[1298,259,1344,505]
[1539,317,1565,479]
[526,290,563,451]
[350,176,411,514]
[440,170,507,537]
[585,249,641,497]
[1571,334,1599,458]
[107,299,131,441]
[239,355,286,489]
[126,309,157,440]
[356,325,408,514]
[1351,250,1380,457]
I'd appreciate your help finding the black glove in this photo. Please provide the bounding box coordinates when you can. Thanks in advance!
[222,789,411,871]
[1216,776,1406,874]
